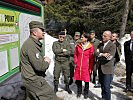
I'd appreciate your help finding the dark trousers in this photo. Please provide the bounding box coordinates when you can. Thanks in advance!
[76,80,89,94]
[99,67,112,100]
[92,64,98,84]
[93,62,100,84]
[111,59,117,83]
[126,61,133,89]
[70,61,75,78]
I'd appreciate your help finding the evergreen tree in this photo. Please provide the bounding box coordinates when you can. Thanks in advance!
[44,0,126,37]
[125,0,133,35]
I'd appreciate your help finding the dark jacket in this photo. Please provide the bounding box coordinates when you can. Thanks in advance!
[124,40,133,65]
[114,40,121,63]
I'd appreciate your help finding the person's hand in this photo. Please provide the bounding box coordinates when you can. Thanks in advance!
[102,53,111,59]
[44,56,51,64]
[63,49,67,52]
[96,49,100,53]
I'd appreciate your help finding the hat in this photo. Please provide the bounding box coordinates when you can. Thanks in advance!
[29,21,44,29]
[90,30,95,33]
[75,32,80,35]
[59,31,65,35]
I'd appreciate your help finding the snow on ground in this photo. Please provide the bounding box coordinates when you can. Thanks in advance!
[55,77,133,100]
[119,34,130,66]
[44,34,133,100]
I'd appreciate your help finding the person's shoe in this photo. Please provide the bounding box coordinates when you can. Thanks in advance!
[77,93,81,98]
[65,85,72,94]
[84,93,89,99]
[110,85,113,89]
[83,89,89,99]
[123,88,131,92]
[69,78,73,85]
[94,83,101,88]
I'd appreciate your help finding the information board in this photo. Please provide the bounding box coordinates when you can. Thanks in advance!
[0,0,43,83]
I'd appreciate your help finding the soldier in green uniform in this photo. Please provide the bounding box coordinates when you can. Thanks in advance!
[74,32,81,44]
[20,21,57,100]
[89,30,101,88]
[64,29,73,42]
[52,31,72,94]
[69,31,81,85]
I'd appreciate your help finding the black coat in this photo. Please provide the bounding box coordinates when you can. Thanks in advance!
[124,40,133,66]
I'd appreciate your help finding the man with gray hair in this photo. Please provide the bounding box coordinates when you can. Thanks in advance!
[96,31,116,100]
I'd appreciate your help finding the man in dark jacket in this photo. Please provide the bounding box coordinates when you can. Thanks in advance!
[52,31,72,94]
[124,31,133,92]
[111,33,121,64]
[20,21,57,100]
[111,32,121,87]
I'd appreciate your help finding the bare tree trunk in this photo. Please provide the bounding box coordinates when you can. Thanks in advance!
[119,0,129,39]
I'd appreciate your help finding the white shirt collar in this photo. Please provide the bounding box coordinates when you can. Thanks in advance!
[103,40,110,49]
[130,41,133,51]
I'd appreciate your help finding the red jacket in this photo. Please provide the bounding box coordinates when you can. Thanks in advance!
[74,42,94,82]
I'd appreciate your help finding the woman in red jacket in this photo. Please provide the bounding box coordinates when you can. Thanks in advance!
[74,33,94,99]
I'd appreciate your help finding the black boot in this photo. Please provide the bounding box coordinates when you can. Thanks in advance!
[84,82,89,99]
[76,80,82,98]
[77,86,82,98]
[65,85,72,94]
[69,78,73,85]
[54,84,58,93]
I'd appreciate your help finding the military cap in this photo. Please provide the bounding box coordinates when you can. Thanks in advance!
[29,21,44,29]
[75,32,80,35]
[90,30,95,33]
[59,31,65,35]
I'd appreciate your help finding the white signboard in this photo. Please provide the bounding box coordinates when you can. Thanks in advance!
[19,13,42,48]
[0,50,8,76]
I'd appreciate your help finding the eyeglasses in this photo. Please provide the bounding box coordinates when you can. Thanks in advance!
[59,36,65,39]
[75,35,80,37]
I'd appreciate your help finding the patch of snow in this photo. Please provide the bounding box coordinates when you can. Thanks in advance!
[119,34,130,66]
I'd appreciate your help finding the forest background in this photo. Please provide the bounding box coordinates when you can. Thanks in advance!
[43,0,133,39]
